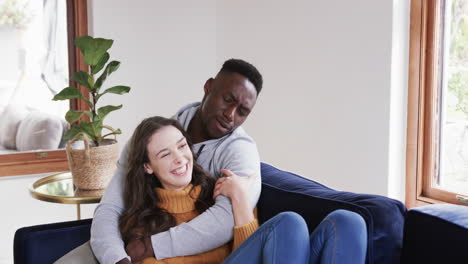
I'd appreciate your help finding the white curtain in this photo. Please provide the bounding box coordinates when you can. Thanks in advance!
[41,0,68,96]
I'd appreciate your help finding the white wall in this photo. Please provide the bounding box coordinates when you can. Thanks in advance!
[96,0,406,196]
[216,0,396,195]
[0,1,410,262]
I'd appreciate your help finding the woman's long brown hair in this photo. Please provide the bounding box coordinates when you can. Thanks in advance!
[119,116,215,243]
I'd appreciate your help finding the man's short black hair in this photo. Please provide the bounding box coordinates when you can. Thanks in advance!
[219,59,263,95]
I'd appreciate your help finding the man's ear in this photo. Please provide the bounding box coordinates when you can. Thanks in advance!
[144,163,153,174]
[204,78,214,94]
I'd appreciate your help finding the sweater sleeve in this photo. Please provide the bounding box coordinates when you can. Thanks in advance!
[90,142,130,264]
[216,136,262,209]
[141,257,169,264]
[151,195,234,259]
[232,219,259,250]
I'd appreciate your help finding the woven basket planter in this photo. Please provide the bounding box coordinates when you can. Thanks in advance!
[66,130,119,190]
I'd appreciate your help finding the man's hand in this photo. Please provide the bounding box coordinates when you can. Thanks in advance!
[125,236,154,263]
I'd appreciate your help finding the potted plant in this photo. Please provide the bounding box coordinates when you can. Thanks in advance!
[53,35,130,190]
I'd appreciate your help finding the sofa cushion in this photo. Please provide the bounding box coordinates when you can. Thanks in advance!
[54,241,98,264]
[0,104,6,118]
[16,111,64,151]
[258,163,407,264]
[14,219,92,264]
[0,105,30,149]
[400,204,468,264]
[0,143,18,154]
[58,119,69,149]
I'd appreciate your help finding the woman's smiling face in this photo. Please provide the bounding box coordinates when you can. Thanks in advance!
[144,125,193,190]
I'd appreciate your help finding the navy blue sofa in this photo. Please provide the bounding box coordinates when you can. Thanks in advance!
[400,204,468,264]
[14,162,449,264]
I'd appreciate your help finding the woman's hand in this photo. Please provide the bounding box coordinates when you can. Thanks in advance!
[213,169,250,202]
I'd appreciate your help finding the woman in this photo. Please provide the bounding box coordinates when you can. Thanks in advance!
[119,116,367,264]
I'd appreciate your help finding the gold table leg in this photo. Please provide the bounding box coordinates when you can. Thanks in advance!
[77,204,81,220]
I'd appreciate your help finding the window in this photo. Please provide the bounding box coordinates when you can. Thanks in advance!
[406,0,468,207]
[0,0,88,176]
[0,0,69,117]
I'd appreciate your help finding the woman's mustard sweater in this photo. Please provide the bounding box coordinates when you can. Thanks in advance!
[141,184,258,264]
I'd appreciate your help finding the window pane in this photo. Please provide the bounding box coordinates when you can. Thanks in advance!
[438,0,468,195]
[0,0,69,153]
[0,0,69,113]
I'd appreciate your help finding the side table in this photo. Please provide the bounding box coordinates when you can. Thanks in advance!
[29,172,103,219]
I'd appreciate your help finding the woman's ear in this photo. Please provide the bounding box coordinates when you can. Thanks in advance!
[144,163,153,174]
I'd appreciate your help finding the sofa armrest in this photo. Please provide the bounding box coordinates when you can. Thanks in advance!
[400,204,468,264]
[257,162,406,264]
[14,218,92,264]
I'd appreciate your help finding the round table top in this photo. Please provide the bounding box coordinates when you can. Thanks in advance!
[29,172,103,204]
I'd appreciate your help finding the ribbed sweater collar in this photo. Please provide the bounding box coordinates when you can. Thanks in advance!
[155,184,201,214]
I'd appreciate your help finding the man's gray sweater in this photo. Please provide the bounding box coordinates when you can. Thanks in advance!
[90,102,261,264]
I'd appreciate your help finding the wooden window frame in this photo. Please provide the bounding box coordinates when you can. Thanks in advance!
[406,0,467,207]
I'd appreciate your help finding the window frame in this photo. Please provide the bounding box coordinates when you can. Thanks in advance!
[406,0,467,207]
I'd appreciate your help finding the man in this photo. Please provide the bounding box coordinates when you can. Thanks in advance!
[57,58,263,264]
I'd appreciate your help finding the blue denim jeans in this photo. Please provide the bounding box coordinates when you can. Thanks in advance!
[222,210,367,264]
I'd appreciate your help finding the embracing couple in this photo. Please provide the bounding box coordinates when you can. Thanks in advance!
[58,59,367,264]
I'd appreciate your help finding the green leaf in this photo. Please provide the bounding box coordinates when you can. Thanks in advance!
[65,120,107,145]
[92,52,110,75]
[84,111,93,118]
[102,128,122,139]
[83,97,94,109]
[72,71,93,91]
[82,124,96,139]
[97,105,122,121]
[64,126,82,141]
[65,110,84,124]
[95,61,121,90]
[74,36,114,66]
[91,120,104,139]
[77,121,100,142]
[103,85,130,95]
[52,86,83,101]
[74,36,93,53]
[53,87,93,108]
[96,86,130,102]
